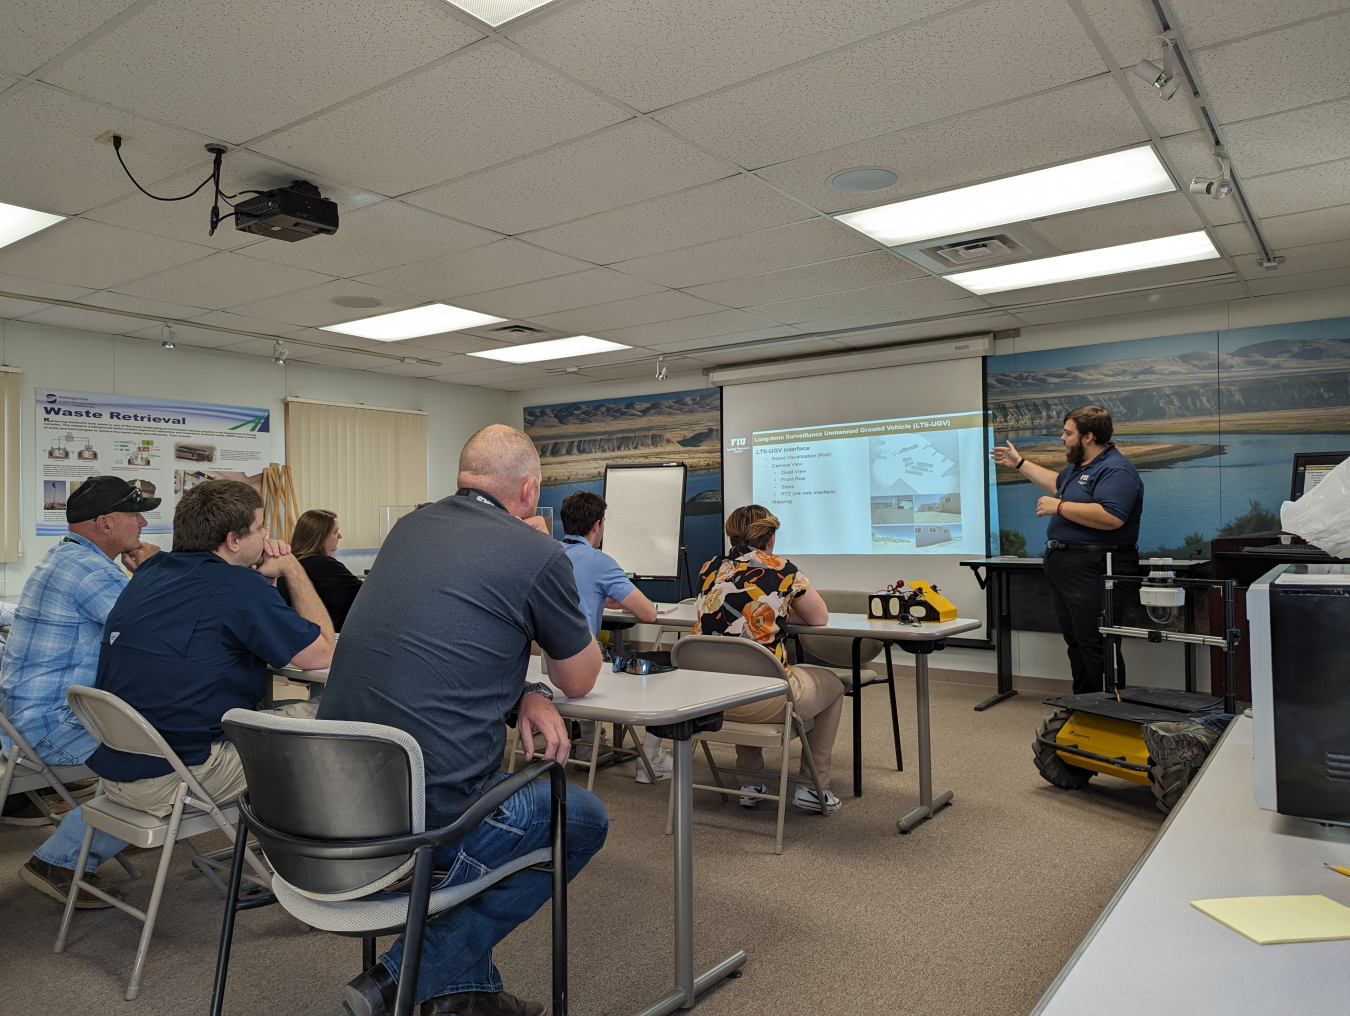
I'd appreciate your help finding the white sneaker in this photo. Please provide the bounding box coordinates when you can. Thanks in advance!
[635,746,673,784]
[739,784,768,807]
[793,785,842,814]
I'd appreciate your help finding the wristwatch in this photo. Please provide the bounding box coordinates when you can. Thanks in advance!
[522,681,554,702]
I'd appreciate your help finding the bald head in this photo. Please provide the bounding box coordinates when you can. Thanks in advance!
[457,424,543,515]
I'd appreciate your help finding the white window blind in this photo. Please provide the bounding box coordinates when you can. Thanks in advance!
[1,368,19,563]
[284,399,428,550]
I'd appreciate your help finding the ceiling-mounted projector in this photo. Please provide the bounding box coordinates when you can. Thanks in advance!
[234,180,338,242]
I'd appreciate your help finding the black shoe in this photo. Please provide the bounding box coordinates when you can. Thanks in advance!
[342,962,398,1016]
[420,990,545,1016]
[20,858,121,909]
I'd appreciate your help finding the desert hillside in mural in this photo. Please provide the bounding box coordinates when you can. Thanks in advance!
[525,391,721,485]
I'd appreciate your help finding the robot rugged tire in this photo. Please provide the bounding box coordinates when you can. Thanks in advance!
[1033,709,1093,789]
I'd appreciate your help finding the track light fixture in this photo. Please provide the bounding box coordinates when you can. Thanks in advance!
[272,339,288,366]
[1132,39,1182,101]
[1189,154,1233,201]
[159,323,176,350]
[656,357,668,381]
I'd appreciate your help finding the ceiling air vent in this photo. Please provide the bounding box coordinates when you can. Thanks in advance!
[492,324,545,336]
[891,222,1059,276]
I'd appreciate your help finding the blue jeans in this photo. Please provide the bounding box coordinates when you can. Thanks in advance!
[26,719,129,873]
[379,773,608,1002]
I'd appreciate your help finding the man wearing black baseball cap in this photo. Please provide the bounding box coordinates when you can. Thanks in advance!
[1,476,160,907]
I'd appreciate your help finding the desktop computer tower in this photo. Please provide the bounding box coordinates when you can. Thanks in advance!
[1249,563,1350,825]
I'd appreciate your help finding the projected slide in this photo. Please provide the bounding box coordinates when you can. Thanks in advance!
[752,411,986,555]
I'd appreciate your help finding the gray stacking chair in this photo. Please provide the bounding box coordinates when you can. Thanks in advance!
[210,709,568,1016]
[794,589,904,771]
[668,635,830,854]
[1,709,92,825]
[59,686,270,1001]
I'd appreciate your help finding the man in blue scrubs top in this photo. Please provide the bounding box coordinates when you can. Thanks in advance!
[993,406,1143,694]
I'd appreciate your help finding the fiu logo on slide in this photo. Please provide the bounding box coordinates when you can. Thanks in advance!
[729,437,747,449]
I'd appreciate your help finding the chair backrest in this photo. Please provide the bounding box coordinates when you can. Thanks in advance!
[797,589,882,668]
[671,634,789,683]
[66,685,175,760]
[222,709,425,899]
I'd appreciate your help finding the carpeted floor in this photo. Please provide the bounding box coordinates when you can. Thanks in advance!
[0,676,1163,1015]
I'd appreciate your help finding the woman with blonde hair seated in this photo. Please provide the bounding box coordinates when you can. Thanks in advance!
[692,504,845,813]
[277,509,363,632]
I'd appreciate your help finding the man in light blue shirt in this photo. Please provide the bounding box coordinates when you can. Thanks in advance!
[1,476,160,907]
[558,491,668,781]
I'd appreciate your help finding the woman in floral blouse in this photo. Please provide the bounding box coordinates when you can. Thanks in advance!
[693,505,844,814]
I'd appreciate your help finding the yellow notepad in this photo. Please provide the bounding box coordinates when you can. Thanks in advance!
[1191,895,1350,944]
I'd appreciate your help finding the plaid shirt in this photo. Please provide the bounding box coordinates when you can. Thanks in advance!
[0,534,128,746]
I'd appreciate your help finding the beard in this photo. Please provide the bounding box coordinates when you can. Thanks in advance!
[1064,440,1085,466]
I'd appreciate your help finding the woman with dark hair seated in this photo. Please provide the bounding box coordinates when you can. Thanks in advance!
[692,505,845,813]
[277,509,363,632]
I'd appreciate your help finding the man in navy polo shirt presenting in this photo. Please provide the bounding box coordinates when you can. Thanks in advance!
[90,480,335,817]
[320,425,606,1016]
[993,406,1143,694]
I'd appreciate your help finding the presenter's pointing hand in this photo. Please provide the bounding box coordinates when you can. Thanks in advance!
[991,439,1021,468]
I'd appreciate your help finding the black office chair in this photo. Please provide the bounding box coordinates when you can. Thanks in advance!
[208,709,568,1016]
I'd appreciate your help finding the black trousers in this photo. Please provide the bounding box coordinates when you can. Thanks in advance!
[1043,545,1137,695]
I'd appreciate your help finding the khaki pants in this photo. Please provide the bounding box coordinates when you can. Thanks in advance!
[724,664,844,788]
[102,699,319,818]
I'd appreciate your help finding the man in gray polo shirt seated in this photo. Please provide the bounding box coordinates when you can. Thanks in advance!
[319,424,607,1016]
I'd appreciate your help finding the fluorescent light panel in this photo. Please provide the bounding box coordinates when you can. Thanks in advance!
[947,231,1220,294]
[440,0,556,27]
[836,147,1175,247]
[0,201,65,250]
[468,335,630,364]
[322,303,505,341]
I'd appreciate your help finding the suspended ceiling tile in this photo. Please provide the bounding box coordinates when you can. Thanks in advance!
[653,0,1105,169]
[531,290,729,333]
[189,310,310,337]
[1223,97,1350,178]
[682,251,926,308]
[0,83,214,216]
[44,0,484,141]
[0,293,66,318]
[358,238,593,300]
[1121,74,1208,139]
[1246,264,1350,296]
[1,0,139,76]
[1028,192,1203,253]
[1236,237,1350,281]
[1243,158,1350,219]
[1211,222,1262,257]
[0,271,95,303]
[759,77,1147,215]
[407,120,732,234]
[225,279,427,329]
[522,176,813,264]
[506,0,972,112]
[610,218,878,289]
[1259,204,1350,252]
[457,268,666,320]
[17,304,146,335]
[0,217,213,290]
[254,44,628,195]
[1190,12,1350,124]
[593,309,798,346]
[233,200,499,279]
[638,324,805,354]
[1076,0,1170,71]
[1170,0,1349,50]
[77,291,212,322]
[113,250,334,309]
[747,274,968,325]
[1009,279,1248,325]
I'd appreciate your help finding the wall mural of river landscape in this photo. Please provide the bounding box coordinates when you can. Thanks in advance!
[523,388,722,600]
[987,316,1350,558]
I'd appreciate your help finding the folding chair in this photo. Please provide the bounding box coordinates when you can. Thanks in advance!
[794,589,904,772]
[58,686,271,1001]
[1,710,93,826]
[210,709,568,1016]
[667,635,830,854]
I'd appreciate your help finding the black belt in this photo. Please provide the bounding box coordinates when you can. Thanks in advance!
[1045,541,1137,551]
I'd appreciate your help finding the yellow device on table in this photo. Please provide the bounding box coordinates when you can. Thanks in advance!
[907,581,957,621]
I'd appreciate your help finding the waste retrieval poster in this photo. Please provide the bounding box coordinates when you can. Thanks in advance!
[36,389,270,535]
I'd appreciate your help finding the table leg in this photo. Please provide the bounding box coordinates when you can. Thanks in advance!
[852,637,863,797]
[974,569,1018,711]
[635,738,746,1016]
[897,653,953,834]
